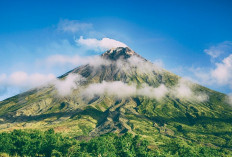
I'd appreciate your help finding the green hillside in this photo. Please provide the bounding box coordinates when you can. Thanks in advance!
[0,47,232,156]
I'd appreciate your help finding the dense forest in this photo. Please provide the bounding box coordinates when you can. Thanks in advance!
[0,129,230,157]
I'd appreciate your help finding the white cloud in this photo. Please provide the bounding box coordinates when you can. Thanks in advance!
[0,72,85,99]
[153,59,164,68]
[184,41,232,96]
[57,19,92,33]
[0,72,56,89]
[173,78,193,98]
[195,94,209,102]
[204,41,232,58]
[211,54,232,87]
[45,54,82,66]
[128,56,162,73]
[116,55,162,74]
[52,73,85,96]
[189,67,211,84]
[76,36,127,51]
[82,81,136,98]
[190,54,232,89]
[82,81,168,100]
[82,79,207,101]
[171,78,208,102]
[0,72,56,100]
[137,84,168,100]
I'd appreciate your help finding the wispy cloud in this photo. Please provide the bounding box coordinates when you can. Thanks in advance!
[171,78,208,102]
[116,55,163,74]
[0,56,208,102]
[82,81,168,100]
[0,72,56,101]
[81,79,207,102]
[52,73,85,96]
[0,72,85,99]
[0,19,129,100]
[57,19,93,33]
[82,81,137,98]
[0,72,56,89]
[153,59,164,68]
[41,50,163,76]
[138,84,168,100]
[76,36,127,52]
[185,41,232,94]
[190,55,232,89]
[204,41,232,59]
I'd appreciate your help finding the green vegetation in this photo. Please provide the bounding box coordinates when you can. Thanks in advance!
[0,48,232,156]
[0,129,230,157]
[0,129,152,157]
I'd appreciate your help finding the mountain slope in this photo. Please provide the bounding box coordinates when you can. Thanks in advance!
[0,47,232,153]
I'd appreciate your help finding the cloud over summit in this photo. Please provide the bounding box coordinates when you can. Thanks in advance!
[76,36,127,51]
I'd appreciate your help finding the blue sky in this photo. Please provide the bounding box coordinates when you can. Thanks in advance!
[0,0,232,100]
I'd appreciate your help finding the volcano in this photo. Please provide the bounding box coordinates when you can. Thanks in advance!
[0,47,232,153]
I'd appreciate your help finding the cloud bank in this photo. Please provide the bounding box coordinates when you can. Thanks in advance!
[42,53,207,102]
[0,72,56,89]
[81,79,207,102]
[0,72,85,98]
[82,81,168,100]
[76,36,127,51]
[0,72,56,101]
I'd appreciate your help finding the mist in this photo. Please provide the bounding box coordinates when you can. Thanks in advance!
[82,81,168,100]
[52,73,85,96]
[48,53,208,102]
[171,78,208,102]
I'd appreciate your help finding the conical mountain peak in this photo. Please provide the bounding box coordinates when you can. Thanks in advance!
[101,47,137,60]
[1,44,232,156]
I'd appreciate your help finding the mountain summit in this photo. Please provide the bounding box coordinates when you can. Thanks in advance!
[102,47,135,60]
[0,47,232,154]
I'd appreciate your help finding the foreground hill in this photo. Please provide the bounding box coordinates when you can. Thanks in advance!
[0,47,232,156]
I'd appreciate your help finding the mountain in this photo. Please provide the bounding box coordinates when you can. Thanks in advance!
[0,47,232,154]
